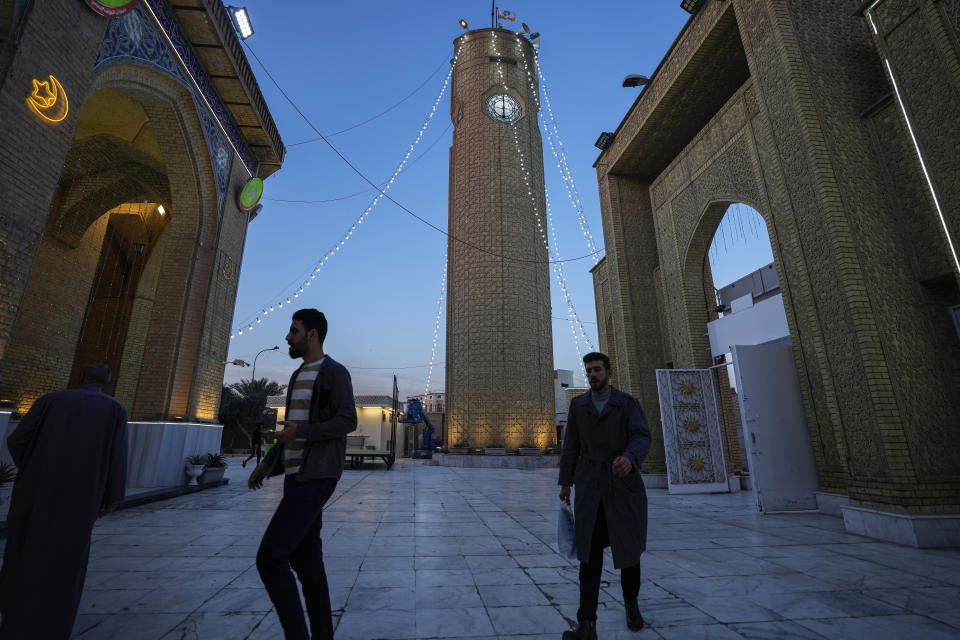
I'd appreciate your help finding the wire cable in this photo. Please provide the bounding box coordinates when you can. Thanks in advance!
[242,40,602,266]
[286,57,449,145]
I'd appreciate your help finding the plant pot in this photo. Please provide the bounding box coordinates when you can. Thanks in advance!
[484,447,506,456]
[199,466,226,484]
[448,448,470,455]
[518,448,542,456]
[184,463,205,485]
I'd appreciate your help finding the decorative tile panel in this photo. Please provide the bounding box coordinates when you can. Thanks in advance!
[656,369,728,491]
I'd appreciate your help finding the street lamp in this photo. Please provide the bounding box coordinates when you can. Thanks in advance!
[622,74,650,88]
[252,345,280,381]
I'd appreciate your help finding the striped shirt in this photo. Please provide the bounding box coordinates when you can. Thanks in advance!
[283,357,324,474]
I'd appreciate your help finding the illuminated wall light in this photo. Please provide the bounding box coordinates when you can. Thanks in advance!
[26,75,68,123]
[157,204,166,216]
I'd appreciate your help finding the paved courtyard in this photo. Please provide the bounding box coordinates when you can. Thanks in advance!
[3,458,958,639]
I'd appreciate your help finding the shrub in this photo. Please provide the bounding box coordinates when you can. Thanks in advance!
[203,453,228,468]
[185,454,206,466]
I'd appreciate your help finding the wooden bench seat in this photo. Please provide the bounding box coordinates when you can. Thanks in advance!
[345,448,395,470]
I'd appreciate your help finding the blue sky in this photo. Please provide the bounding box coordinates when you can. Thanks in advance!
[223,1,773,397]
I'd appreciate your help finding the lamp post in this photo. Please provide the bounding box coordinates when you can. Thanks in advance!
[252,346,279,382]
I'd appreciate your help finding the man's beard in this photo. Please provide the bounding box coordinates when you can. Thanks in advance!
[589,377,607,391]
[288,338,308,359]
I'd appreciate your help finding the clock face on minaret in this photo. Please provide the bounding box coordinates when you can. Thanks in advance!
[483,93,522,123]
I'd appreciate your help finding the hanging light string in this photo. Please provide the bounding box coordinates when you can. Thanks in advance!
[489,31,595,384]
[287,56,449,146]
[519,45,596,354]
[424,252,447,394]
[266,122,453,205]
[535,54,601,264]
[230,42,464,339]
[546,186,589,381]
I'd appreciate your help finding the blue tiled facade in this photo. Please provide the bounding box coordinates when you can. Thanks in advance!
[94,2,254,210]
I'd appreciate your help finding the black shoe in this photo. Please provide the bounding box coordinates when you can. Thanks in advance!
[625,598,644,631]
[562,620,597,640]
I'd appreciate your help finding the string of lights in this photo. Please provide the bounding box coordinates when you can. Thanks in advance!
[233,38,607,339]
[231,42,464,339]
[265,122,453,205]
[286,56,449,146]
[490,31,595,384]
[242,39,602,265]
[535,55,602,264]
[424,252,447,394]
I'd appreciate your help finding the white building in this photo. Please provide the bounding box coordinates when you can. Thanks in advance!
[267,394,397,452]
[407,392,444,413]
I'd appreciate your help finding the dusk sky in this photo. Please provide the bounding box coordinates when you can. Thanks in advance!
[223,1,773,397]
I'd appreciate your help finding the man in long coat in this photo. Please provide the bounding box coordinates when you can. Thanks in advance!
[559,352,651,639]
[0,363,128,639]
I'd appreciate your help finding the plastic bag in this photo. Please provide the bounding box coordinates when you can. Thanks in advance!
[557,499,577,560]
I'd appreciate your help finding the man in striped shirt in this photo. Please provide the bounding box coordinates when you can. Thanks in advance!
[252,308,358,640]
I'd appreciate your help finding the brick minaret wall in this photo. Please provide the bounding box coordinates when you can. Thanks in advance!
[445,29,554,448]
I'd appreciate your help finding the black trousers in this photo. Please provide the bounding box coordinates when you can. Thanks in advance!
[577,500,641,622]
[257,475,338,640]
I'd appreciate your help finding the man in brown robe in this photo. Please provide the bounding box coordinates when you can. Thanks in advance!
[0,363,128,639]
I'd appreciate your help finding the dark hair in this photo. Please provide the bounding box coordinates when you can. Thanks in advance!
[582,352,611,370]
[81,363,112,385]
[292,308,328,345]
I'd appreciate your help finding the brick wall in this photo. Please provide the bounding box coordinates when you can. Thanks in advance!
[445,29,554,448]
[593,0,960,513]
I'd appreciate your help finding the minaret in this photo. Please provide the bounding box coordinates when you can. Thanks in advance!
[445,28,554,449]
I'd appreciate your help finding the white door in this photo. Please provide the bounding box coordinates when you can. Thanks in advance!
[730,344,818,512]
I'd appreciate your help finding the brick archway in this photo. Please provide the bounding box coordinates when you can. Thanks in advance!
[0,63,221,420]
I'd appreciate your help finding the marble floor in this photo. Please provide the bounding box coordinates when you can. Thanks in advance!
[2,458,958,639]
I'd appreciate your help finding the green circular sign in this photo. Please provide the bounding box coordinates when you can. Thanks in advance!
[238,177,264,212]
[85,0,138,17]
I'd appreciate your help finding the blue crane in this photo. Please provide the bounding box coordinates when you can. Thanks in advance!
[399,398,440,458]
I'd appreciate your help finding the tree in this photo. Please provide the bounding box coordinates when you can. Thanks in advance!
[218,378,286,450]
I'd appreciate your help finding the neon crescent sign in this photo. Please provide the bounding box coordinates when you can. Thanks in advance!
[26,75,69,123]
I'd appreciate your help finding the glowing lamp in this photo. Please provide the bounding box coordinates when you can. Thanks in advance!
[459,19,468,29]
[228,6,254,40]
[157,204,166,215]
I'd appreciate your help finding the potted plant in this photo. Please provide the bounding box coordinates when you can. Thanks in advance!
[484,440,507,456]
[0,462,16,504]
[199,452,227,484]
[518,440,542,456]
[448,439,471,455]
[184,454,206,485]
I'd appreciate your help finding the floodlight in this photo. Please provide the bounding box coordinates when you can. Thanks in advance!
[622,74,650,88]
[156,204,166,215]
[520,22,530,35]
[680,0,703,13]
[228,6,254,40]
[459,19,468,29]
[595,132,615,151]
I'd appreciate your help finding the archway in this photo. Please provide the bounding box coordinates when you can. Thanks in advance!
[0,65,219,419]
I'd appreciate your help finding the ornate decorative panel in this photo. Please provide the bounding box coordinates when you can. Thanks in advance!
[656,369,728,492]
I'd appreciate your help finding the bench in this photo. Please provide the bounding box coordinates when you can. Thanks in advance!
[345,448,395,470]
